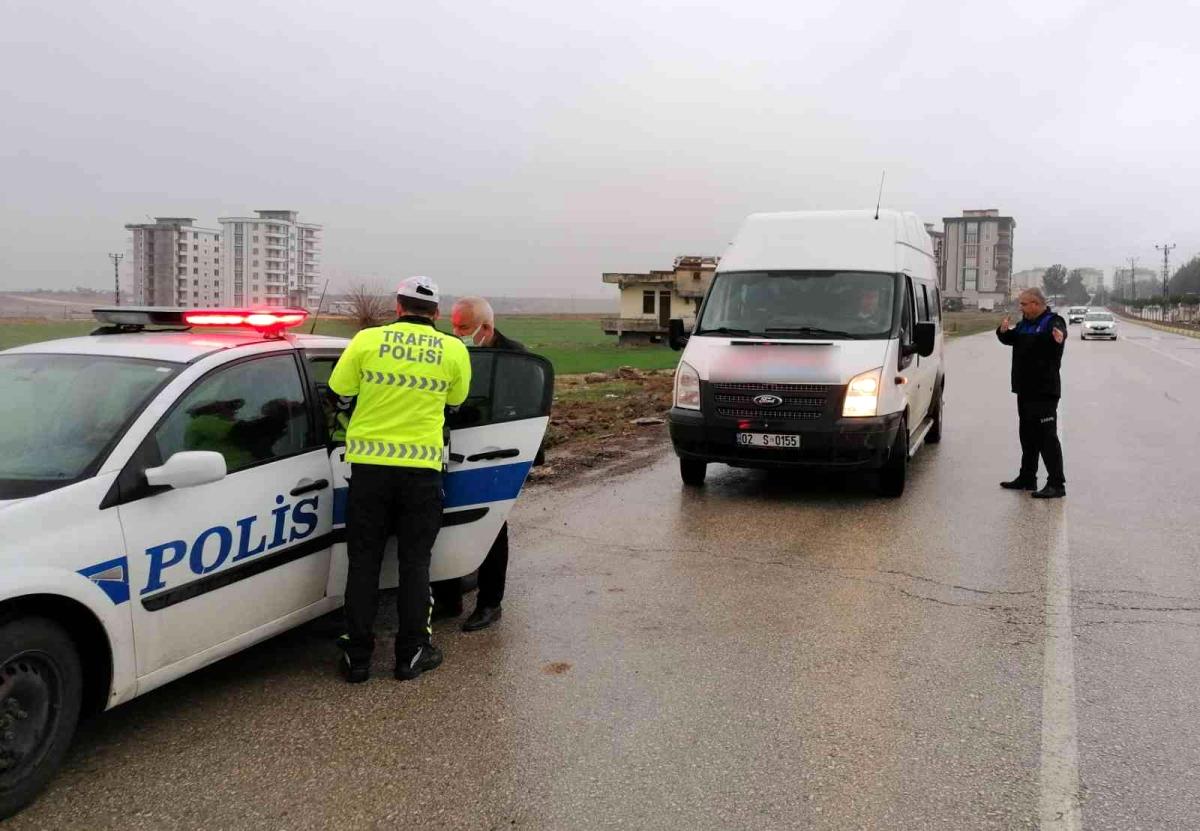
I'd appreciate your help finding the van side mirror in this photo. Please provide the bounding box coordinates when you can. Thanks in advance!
[668,319,690,351]
[145,451,227,490]
[913,322,936,358]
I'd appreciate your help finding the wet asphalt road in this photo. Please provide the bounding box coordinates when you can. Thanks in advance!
[10,319,1200,830]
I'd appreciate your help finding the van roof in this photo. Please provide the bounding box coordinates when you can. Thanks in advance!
[718,209,934,275]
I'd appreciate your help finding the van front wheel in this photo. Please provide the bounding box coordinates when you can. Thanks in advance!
[680,458,707,486]
[878,418,908,498]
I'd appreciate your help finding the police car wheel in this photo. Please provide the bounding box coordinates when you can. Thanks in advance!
[0,617,83,819]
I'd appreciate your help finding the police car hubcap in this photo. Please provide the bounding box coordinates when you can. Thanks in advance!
[0,654,58,779]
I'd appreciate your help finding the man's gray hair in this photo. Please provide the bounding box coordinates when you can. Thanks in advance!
[1020,287,1048,304]
[452,296,494,324]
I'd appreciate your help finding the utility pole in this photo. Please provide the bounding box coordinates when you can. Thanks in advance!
[1152,241,1171,300]
[1128,257,1137,303]
[108,253,124,306]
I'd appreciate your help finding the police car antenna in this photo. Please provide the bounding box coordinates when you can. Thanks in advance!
[309,280,329,334]
[874,170,886,220]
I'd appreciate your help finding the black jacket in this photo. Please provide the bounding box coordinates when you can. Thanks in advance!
[489,329,524,352]
[996,309,1067,398]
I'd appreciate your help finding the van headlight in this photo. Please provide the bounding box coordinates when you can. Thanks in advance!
[674,361,701,410]
[842,367,882,418]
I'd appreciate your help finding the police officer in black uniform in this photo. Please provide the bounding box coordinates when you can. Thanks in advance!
[996,287,1067,499]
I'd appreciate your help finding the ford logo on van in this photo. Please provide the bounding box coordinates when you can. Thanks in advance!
[753,394,784,407]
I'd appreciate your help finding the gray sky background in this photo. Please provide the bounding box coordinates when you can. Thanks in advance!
[2,0,1197,297]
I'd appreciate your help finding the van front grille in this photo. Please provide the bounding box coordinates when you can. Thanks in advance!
[708,382,837,422]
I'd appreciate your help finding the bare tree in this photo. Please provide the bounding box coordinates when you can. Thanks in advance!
[346,282,391,330]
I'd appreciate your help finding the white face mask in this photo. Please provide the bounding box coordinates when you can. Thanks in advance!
[460,324,482,346]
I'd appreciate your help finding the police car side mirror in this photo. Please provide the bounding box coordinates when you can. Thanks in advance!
[145,451,228,490]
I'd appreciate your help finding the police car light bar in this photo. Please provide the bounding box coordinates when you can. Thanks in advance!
[92,307,309,336]
[183,309,309,331]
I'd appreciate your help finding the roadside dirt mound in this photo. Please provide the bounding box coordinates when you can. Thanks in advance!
[531,371,674,483]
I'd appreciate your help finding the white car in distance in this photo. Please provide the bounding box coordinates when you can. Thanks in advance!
[1080,311,1118,340]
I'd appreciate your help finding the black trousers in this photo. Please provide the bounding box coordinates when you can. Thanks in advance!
[344,463,443,665]
[431,523,509,610]
[1017,395,1065,487]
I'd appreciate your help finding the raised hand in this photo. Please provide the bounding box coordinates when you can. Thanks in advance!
[999,317,1012,333]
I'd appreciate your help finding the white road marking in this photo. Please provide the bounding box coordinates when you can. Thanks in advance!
[1040,403,1082,830]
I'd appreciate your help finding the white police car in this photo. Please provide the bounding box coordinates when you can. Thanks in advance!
[0,307,552,816]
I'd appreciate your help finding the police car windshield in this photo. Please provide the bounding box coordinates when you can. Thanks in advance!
[695,271,898,339]
[0,354,179,499]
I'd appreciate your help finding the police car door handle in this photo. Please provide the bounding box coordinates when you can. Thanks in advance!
[289,478,330,496]
[466,448,520,462]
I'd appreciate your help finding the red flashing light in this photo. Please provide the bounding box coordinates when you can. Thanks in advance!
[183,308,309,334]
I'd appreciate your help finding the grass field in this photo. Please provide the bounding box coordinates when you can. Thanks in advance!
[0,311,1004,375]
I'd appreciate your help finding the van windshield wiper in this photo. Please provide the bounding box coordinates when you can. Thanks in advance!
[764,326,858,338]
[694,326,757,336]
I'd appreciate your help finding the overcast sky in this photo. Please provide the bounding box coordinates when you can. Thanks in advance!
[2,0,1197,297]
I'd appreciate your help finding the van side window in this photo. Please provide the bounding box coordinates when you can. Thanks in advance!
[932,287,942,321]
[919,285,931,322]
[899,277,915,369]
[901,278,915,340]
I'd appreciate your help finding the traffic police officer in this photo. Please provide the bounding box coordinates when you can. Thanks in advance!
[328,276,472,682]
[996,286,1067,499]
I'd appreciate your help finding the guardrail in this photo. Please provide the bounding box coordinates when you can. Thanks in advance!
[1110,308,1200,339]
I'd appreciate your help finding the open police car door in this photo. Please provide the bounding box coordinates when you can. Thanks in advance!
[311,348,553,594]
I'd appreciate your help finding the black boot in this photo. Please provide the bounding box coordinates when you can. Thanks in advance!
[394,644,444,681]
[338,653,370,684]
[1032,484,1066,499]
[1000,476,1037,490]
[463,605,502,632]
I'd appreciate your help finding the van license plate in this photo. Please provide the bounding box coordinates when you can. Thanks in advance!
[737,433,800,449]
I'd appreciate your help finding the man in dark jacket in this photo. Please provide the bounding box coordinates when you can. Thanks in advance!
[996,287,1067,498]
[432,296,533,630]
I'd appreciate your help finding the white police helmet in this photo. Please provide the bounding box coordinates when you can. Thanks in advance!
[396,276,440,304]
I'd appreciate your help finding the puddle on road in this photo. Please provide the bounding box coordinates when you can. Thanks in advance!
[541,661,573,675]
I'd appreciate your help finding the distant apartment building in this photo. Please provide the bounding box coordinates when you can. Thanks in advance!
[218,210,322,307]
[924,223,946,290]
[127,209,322,308]
[1076,267,1105,292]
[125,218,222,307]
[602,255,719,345]
[1011,268,1047,293]
[942,209,1016,309]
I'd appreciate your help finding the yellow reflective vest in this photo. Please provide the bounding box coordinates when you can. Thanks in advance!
[328,317,471,470]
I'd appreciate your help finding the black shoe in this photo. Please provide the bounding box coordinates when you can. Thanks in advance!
[394,645,444,681]
[1032,484,1066,499]
[339,653,370,684]
[1000,476,1037,490]
[463,605,502,632]
[431,602,462,622]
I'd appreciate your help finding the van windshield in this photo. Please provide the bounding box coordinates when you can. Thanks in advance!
[694,271,898,339]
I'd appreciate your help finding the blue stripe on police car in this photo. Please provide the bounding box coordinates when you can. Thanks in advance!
[78,556,131,606]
